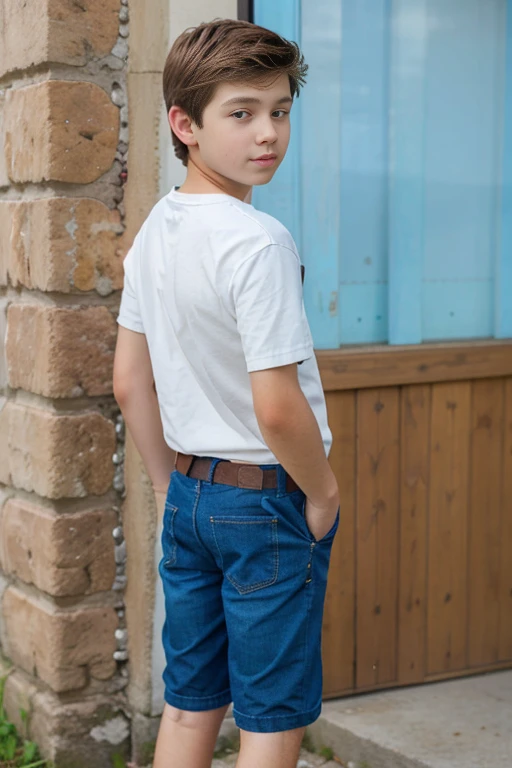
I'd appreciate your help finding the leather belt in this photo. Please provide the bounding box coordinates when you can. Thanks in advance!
[175,452,299,492]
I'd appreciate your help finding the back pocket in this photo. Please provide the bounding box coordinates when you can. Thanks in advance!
[210,515,279,595]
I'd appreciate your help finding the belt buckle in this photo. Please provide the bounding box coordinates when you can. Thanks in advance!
[237,465,264,490]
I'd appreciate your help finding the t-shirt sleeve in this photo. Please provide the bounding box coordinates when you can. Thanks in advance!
[229,243,314,372]
[117,243,145,334]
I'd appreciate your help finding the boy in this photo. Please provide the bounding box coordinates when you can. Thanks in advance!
[113,18,340,768]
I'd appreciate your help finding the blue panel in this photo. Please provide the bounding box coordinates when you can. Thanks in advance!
[300,0,342,348]
[423,281,493,341]
[254,0,509,348]
[252,0,302,249]
[387,0,427,345]
[422,0,504,343]
[339,0,390,345]
[253,0,295,36]
[497,0,512,338]
[339,284,388,344]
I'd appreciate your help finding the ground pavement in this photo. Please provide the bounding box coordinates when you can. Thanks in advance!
[211,745,344,767]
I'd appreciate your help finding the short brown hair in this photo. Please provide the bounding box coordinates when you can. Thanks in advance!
[163,18,308,166]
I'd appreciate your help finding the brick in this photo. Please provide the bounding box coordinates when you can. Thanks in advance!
[30,690,130,768]
[0,0,121,76]
[0,198,123,294]
[3,84,50,184]
[0,569,9,652]
[0,90,8,188]
[46,197,124,293]
[2,586,117,692]
[0,295,8,391]
[0,1,48,77]
[0,498,117,596]
[6,304,117,397]
[2,669,39,738]
[48,0,122,64]
[0,202,13,286]
[0,402,115,498]
[2,670,132,767]
[4,81,119,184]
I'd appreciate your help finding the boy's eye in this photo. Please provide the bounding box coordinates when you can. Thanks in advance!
[230,109,290,120]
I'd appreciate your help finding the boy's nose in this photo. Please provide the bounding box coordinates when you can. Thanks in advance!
[255,119,278,145]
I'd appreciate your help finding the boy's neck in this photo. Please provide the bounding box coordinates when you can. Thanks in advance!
[178,153,252,203]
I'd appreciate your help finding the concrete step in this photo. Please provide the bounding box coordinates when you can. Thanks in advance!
[306,669,512,768]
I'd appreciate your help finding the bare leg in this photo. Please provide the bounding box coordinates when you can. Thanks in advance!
[235,726,306,768]
[153,702,230,768]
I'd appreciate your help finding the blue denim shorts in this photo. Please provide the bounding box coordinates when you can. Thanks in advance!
[158,457,340,733]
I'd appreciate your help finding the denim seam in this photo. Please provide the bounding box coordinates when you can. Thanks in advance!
[211,518,279,594]
[302,570,314,709]
[191,479,212,558]
[232,702,321,721]
[165,687,232,705]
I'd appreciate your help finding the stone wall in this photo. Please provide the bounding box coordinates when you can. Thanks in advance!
[0,0,132,764]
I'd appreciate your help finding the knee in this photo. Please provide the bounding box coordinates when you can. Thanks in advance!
[163,702,228,729]
[163,703,200,728]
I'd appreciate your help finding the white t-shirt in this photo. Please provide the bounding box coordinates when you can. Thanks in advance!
[117,186,332,464]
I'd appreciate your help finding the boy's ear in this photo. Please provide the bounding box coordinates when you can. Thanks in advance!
[168,105,198,148]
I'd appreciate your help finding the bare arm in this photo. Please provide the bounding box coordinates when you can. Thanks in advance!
[250,363,338,506]
[113,326,175,493]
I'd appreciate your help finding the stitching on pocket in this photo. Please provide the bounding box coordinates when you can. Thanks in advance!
[210,516,279,595]
[162,504,178,567]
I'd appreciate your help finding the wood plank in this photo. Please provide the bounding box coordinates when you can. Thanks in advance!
[397,385,430,683]
[499,378,512,660]
[356,387,400,688]
[316,341,512,392]
[427,382,471,675]
[322,391,356,694]
[468,379,505,666]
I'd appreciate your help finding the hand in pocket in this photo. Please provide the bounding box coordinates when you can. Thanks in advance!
[304,496,339,542]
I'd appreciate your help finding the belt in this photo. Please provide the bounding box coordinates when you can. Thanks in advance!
[175,452,299,492]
